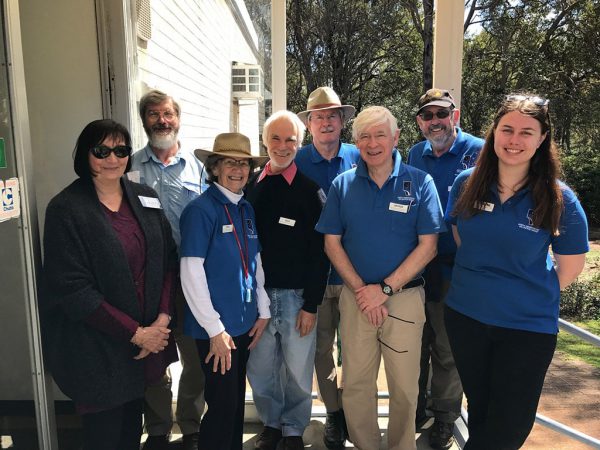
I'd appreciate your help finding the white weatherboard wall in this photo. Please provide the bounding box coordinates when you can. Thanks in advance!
[135,0,261,153]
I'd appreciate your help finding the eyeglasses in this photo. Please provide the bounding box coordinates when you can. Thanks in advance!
[418,109,452,121]
[146,110,176,121]
[221,158,251,169]
[505,95,549,107]
[90,145,132,159]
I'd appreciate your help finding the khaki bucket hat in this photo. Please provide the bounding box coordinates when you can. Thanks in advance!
[194,132,268,165]
[297,86,356,125]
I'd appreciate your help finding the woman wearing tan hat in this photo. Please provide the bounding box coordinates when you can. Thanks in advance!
[179,133,270,450]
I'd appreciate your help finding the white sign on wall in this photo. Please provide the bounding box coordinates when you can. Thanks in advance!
[0,178,21,222]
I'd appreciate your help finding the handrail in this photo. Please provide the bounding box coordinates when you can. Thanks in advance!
[559,318,600,347]
[458,318,600,449]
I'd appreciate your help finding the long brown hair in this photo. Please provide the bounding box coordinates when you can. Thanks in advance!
[453,94,563,234]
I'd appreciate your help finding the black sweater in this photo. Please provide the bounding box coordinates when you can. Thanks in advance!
[246,171,329,313]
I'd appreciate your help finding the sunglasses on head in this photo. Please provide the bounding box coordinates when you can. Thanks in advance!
[418,109,452,121]
[505,94,549,107]
[90,145,132,159]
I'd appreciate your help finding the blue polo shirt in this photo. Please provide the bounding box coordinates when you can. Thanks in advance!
[179,185,260,339]
[445,168,589,334]
[316,150,445,284]
[131,144,205,247]
[407,127,483,258]
[296,141,360,285]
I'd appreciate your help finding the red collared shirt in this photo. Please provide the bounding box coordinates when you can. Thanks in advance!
[257,161,298,185]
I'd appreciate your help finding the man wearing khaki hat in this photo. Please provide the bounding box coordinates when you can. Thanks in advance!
[295,86,359,449]
[407,88,483,449]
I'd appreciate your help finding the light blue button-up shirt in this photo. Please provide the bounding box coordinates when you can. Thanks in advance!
[130,144,205,247]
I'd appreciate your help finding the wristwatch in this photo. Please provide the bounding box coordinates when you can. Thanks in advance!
[380,281,394,296]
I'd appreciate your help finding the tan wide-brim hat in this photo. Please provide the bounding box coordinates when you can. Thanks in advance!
[194,132,269,165]
[297,86,356,125]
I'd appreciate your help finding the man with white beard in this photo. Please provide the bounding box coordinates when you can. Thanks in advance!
[131,89,205,450]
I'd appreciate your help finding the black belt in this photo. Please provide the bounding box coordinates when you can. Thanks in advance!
[402,276,425,290]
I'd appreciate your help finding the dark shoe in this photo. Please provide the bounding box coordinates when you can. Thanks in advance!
[429,420,455,450]
[142,434,170,450]
[255,426,282,450]
[276,436,304,450]
[181,432,200,450]
[415,413,430,430]
[323,409,346,448]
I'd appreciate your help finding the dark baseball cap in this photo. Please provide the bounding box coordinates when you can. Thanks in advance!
[417,88,456,112]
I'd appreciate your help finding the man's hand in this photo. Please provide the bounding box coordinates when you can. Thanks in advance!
[355,284,388,313]
[365,305,388,327]
[296,310,317,337]
[206,331,237,374]
[248,318,269,350]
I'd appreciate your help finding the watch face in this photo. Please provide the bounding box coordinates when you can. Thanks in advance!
[383,285,393,295]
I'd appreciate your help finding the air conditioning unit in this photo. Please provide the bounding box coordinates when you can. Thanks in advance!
[232,63,263,100]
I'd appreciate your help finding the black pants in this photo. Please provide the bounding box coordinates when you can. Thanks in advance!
[196,331,251,450]
[81,398,143,450]
[444,306,556,450]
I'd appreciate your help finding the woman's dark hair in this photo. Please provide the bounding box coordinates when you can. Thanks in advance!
[453,93,563,234]
[73,119,132,180]
[203,154,255,185]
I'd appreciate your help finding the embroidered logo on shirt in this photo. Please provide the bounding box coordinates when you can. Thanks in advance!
[518,209,540,233]
[403,181,412,196]
[461,154,473,170]
[246,218,256,235]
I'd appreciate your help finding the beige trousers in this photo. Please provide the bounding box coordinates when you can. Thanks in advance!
[315,284,344,412]
[339,285,425,450]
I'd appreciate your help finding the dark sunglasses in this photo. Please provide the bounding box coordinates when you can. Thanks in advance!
[418,109,452,121]
[90,145,132,159]
[505,94,549,107]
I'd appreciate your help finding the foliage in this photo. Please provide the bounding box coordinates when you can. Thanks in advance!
[556,320,600,369]
[560,273,600,321]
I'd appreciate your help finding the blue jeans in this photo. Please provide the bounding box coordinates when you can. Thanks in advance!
[247,288,316,437]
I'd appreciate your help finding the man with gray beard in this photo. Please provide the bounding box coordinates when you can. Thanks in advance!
[407,88,483,450]
[131,89,205,450]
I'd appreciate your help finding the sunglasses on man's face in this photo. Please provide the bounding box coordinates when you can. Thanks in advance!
[418,109,452,121]
[90,145,132,159]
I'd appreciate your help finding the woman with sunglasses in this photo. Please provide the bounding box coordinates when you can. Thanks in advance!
[444,94,589,449]
[41,119,178,450]
[179,133,271,450]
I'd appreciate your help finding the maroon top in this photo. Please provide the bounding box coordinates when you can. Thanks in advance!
[78,197,175,413]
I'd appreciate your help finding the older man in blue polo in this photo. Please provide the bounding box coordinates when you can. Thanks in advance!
[316,106,445,450]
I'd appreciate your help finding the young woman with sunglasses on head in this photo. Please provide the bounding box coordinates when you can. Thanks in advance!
[444,94,589,449]
[41,119,178,450]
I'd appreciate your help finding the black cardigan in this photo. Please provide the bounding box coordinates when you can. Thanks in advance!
[40,177,177,406]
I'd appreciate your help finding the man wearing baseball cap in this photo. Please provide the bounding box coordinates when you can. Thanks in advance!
[407,88,484,449]
[295,86,359,449]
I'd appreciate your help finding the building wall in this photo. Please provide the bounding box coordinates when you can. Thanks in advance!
[19,0,103,226]
[134,0,262,153]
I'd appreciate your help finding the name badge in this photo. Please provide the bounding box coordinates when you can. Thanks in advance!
[222,224,234,233]
[138,196,162,209]
[278,217,296,227]
[389,202,409,213]
[476,201,495,212]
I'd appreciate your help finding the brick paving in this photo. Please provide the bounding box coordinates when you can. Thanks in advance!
[523,352,600,449]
